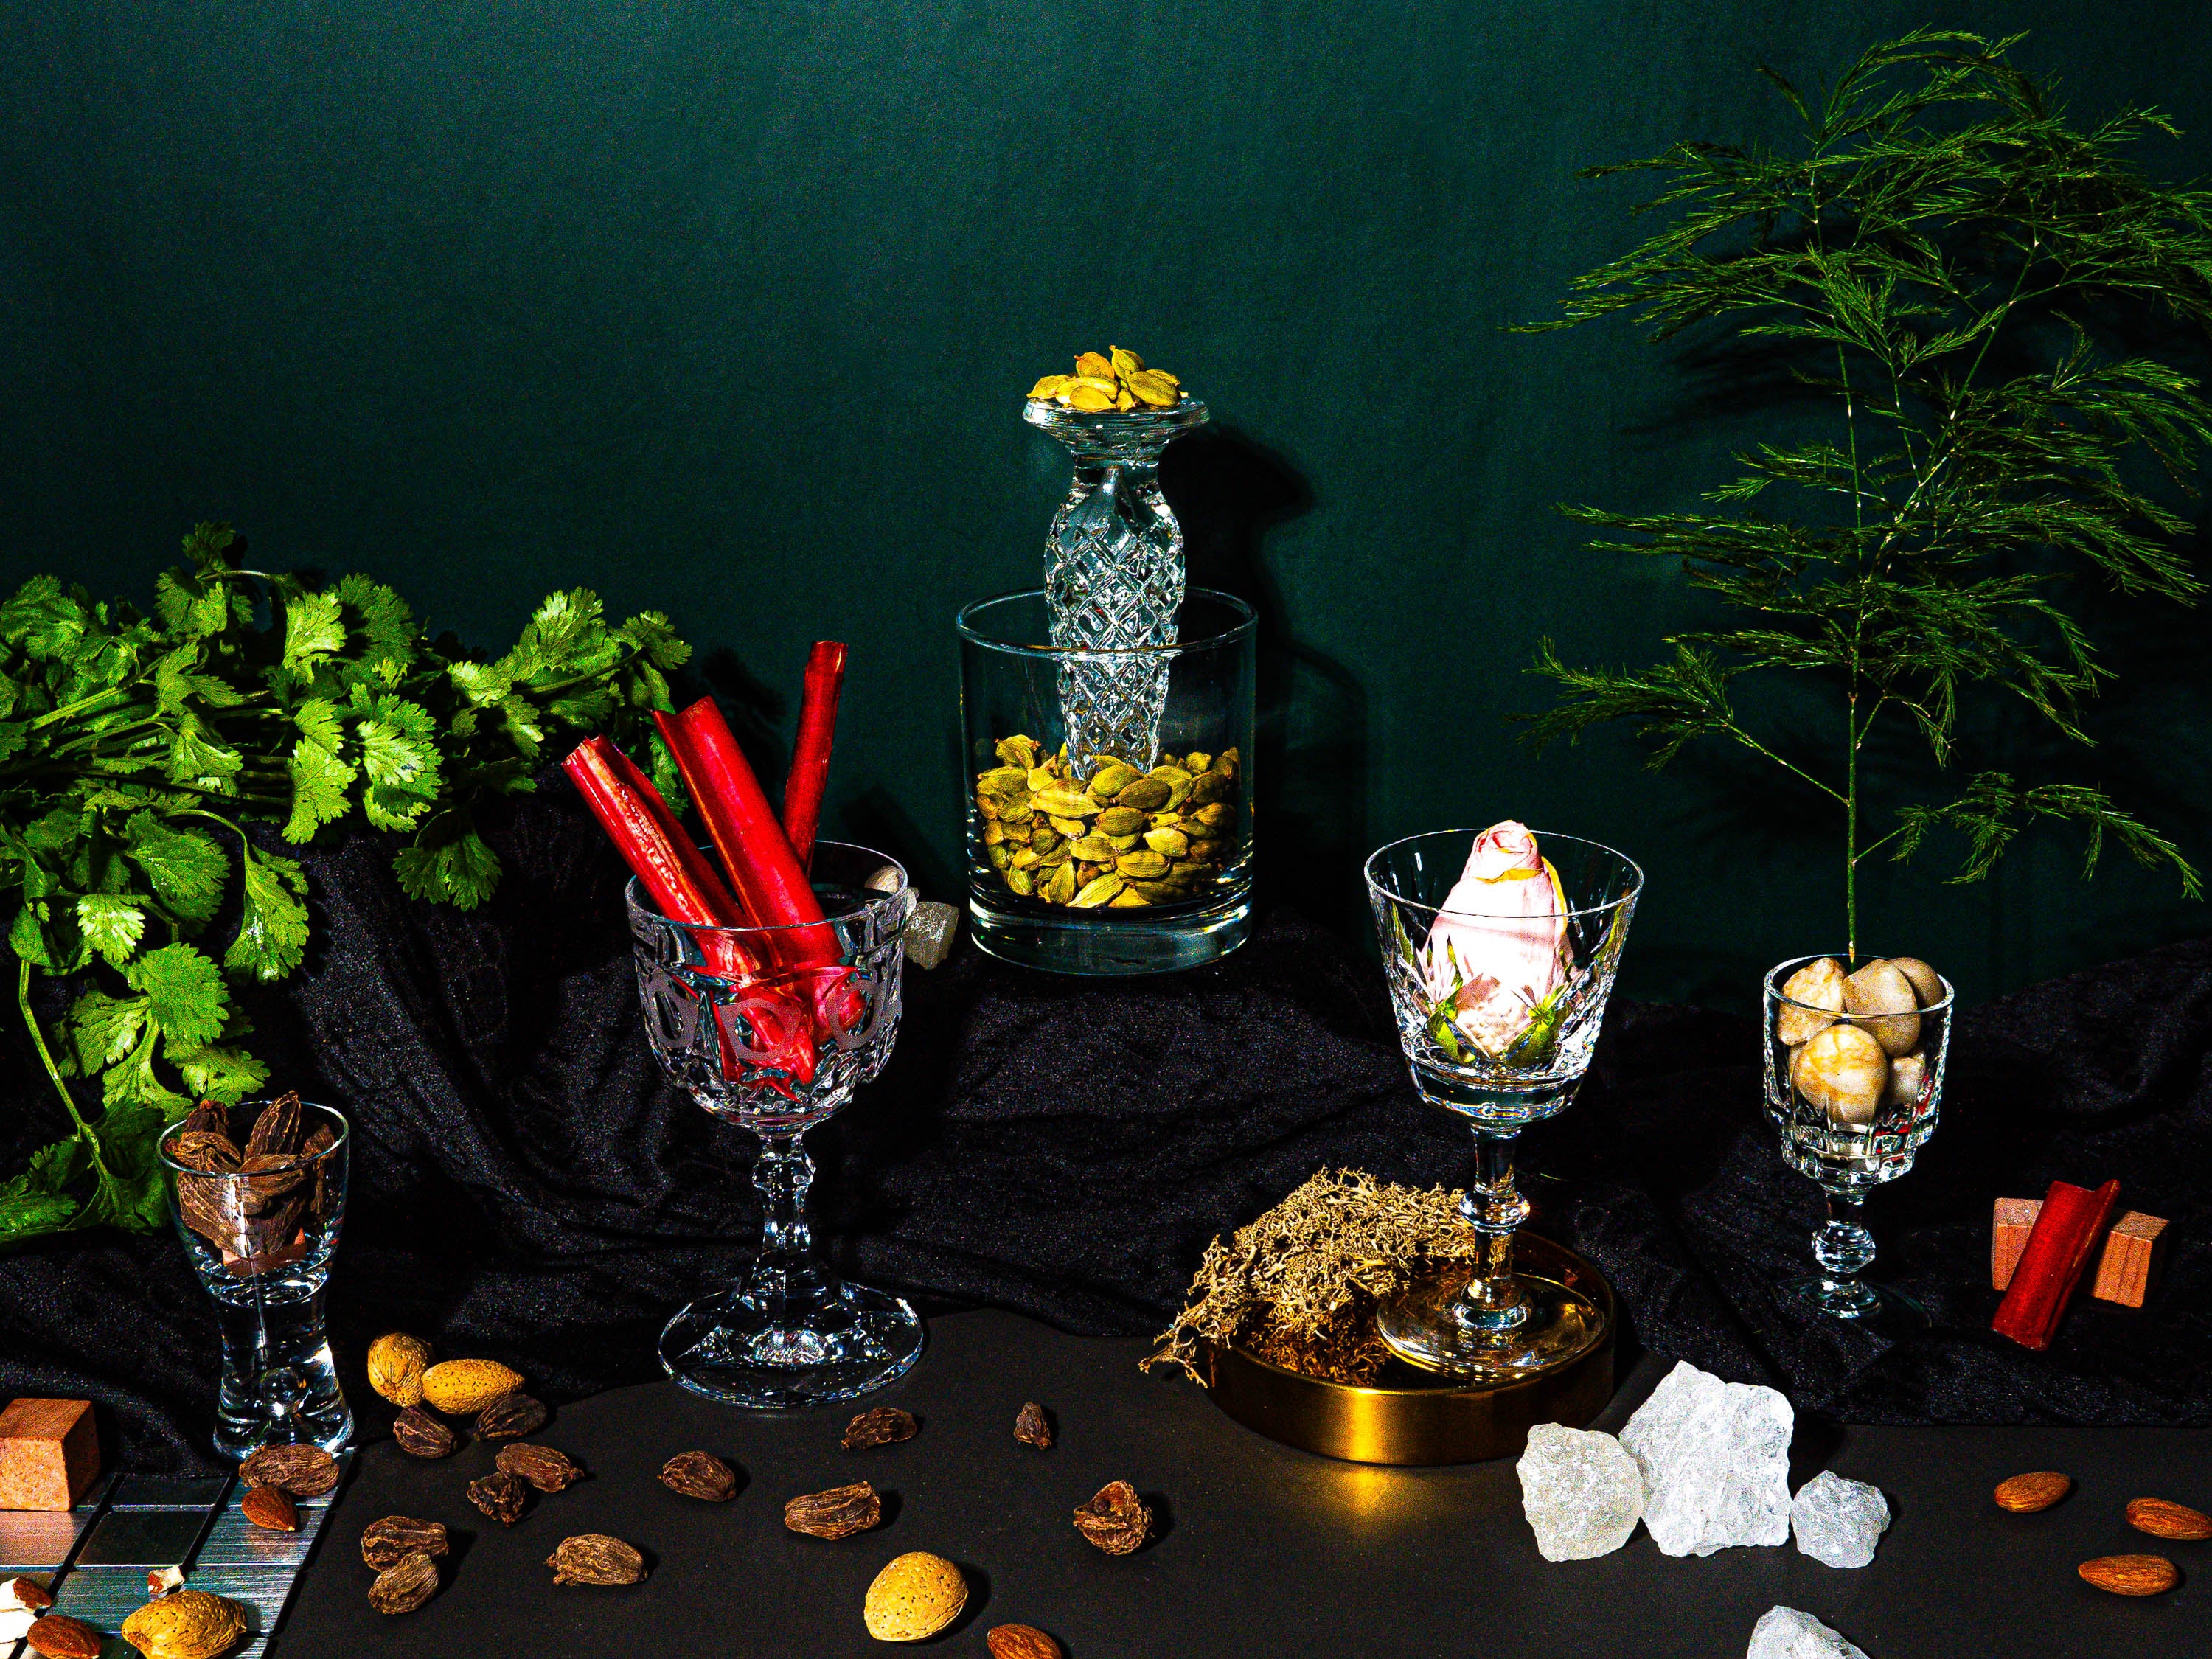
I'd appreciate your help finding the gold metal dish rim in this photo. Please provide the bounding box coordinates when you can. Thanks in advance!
[1211,1234,1614,1398]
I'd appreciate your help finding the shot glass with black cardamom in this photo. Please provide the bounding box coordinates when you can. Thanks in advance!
[628,841,920,1409]
[159,1094,352,1461]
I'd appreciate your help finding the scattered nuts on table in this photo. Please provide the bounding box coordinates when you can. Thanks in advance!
[366,1332,433,1407]
[391,1405,458,1458]
[24,1614,103,1659]
[843,1406,918,1450]
[548,1534,646,1587]
[2126,1497,2212,1540]
[361,1517,450,1570]
[785,1481,882,1540]
[119,1589,248,1659]
[238,1444,338,1498]
[476,1392,549,1440]
[1993,1470,2072,1512]
[497,1444,583,1493]
[467,1471,529,1526]
[659,1450,737,1501]
[1073,1480,1152,1555]
[987,1626,1063,1659]
[421,1358,525,1416]
[863,1552,967,1642]
[2077,1554,2180,1596]
[240,1487,299,1531]
[367,1552,440,1615]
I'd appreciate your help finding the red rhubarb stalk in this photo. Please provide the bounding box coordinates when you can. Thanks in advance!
[563,737,751,975]
[564,735,814,1089]
[782,640,848,873]
[654,698,838,961]
[1992,1178,2121,1351]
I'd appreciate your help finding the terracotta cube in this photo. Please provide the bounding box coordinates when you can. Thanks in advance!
[0,1399,100,1512]
[1991,1198,2169,1309]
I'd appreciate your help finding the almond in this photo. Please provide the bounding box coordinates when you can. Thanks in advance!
[242,1486,299,1531]
[2,1577,53,1613]
[987,1625,1063,1659]
[1994,1470,2071,1512]
[366,1332,433,1408]
[863,1552,967,1642]
[2126,1497,2212,1541]
[2077,1554,2180,1596]
[420,1358,525,1416]
[24,1614,103,1659]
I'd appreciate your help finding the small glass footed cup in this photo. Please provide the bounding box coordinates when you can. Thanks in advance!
[1365,831,1641,1380]
[1763,953,1955,1320]
[159,1098,352,1461]
[628,840,919,1408]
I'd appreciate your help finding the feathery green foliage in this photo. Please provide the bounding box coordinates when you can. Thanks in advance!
[1522,29,2212,956]
[1,524,689,1245]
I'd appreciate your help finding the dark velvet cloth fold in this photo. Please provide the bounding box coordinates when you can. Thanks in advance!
[2,787,2205,1471]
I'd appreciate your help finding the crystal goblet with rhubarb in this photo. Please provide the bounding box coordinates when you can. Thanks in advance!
[566,663,926,1408]
[1366,824,1641,1379]
[1763,952,1954,1320]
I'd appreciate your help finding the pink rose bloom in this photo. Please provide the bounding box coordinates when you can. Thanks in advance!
[1420,821,1571,1054]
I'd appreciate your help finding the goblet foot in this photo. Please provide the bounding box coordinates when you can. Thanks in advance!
[1376,1263,1607,1380]
[659,1281,924,1410]
[1787,1273,1882,1320]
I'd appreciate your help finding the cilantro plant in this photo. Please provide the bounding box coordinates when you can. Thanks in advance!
[1,524,689,1244]
[1523,31,2211,959]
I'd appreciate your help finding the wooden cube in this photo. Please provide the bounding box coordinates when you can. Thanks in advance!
[0,1399,100,1512]
[1990,1198,2169,1309]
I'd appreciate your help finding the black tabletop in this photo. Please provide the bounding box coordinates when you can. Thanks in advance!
[278,1309,2208,1658]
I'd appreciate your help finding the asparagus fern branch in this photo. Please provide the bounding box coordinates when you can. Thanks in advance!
[1522,28,2212,956]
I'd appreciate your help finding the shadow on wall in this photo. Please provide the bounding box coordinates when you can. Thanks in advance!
[1163,427,1374,942]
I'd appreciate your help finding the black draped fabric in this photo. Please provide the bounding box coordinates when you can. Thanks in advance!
[2,784,2206,1471]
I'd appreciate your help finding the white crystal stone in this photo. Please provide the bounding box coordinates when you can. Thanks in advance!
[904,900,960,969]
[1747,1606,1870,1659]
[0,1608,33,1644]
[1792,1470,1890,1568]
[1515,1422,1644,1561]
[1620,1358,1793,1557]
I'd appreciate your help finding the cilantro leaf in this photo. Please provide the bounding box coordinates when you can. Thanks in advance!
[71,988,148,1071]
[125,941,229,1048]
[0,575,90,660]
[122,811,228,922]
[77,893,147,966]
[226,847,308,980]
[282,590,347,673]
[283,740,356,842]
[168,1040,268,1104]
[393,812,501,909]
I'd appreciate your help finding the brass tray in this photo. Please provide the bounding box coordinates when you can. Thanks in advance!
[1201,1234,1615,1465]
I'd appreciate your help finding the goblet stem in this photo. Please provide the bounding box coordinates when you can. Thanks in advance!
[1809,1189,1879,1318]
[1456,1127,1533,1334]
[743,1130,832,1332]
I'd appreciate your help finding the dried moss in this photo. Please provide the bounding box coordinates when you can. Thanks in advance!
[1142,1168,1483,1385]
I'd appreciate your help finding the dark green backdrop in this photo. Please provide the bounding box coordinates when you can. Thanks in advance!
[6,1,2209,1009]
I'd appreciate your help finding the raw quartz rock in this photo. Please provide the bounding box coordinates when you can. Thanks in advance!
[1620,1359,1793,1557]
[904,900,959,969]
[1516,1422,1644,1561]
[1792,1470,1890,1569]
[1747,1606,1871,1659]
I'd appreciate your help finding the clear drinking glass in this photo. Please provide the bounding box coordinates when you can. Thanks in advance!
[1365,831,1641,1379]
[959,588,1255,975]
[1763,953,1955,1318]
[159,1099,352,1461]
[628,840,920,1408]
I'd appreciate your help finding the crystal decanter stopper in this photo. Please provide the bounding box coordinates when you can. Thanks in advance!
[1024,397,1209,779]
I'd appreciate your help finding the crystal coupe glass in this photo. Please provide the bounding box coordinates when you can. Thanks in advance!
[159,1100,352,1461]
[1763,953,1955,1318]
[1366,830,1641,1379]
[630,841,920,1408]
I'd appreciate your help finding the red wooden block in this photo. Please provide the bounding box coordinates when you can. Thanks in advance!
[1990,1198,2170,1308]
[0,1399,100,1512]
